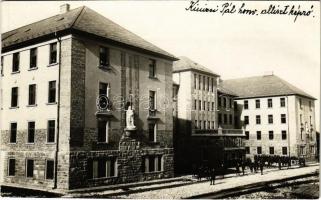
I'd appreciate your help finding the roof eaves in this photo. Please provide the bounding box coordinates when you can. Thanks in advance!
[173,68,220,77]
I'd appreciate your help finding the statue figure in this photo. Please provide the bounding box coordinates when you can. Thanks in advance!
[126,106,136,130]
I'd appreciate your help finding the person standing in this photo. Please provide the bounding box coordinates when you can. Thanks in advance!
[260,162,264,175]
[242,162,245,175]
[210,168,216,185]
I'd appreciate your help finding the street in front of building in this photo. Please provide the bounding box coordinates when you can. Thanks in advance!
[0,2,319,199]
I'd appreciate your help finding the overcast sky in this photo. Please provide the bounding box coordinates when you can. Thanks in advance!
[1,1,320,131]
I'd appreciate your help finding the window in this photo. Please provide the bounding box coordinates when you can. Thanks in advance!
[280,98,285,107]
[12,52,20,72]
[194,74,197,89]
[47,120,55,143]
[26,159,34,178]
[211,78,214,92]
[149,59,156,78]
[309,101,312,111]
[256,115,261,124]
[268,115,273,124]
[1,56,3,75]
[30,48,37,69]
[203,121,206,129]
[269,131,274,140]
[211,121,214,129]
[299,98,302,109]
[245,131,249,140]
[224,114,227,124]
[207,102,210,111]
[268,99,272,108]
[245,147,250,154]
[149,91,156,110]
[257,147,262,154]
[10,122,17,143]
[148,123,157,142]
[244,116,249,125]
[99,82,109,96]
[300,114,302,124]
[269,147,274,155]
[212,102,214,111]
[282,130,287,140]
[11,87,18,107]
[203,101,206,111]
[200,120,203,129]
[223,98,227,108]
[98,120,109,143]
[48,81,56,103]
[281,114,286,124]
[99,46,110,67]
[143,155,162,173]
[8,158,15,176]
[92,158,117,178]
[255,99,260,109]
[257,131,261,140]
[203,76,205,90]
[27,121,35,143]
[49,43,57,64]
[218,114,222,126]
[46,160,54,179]
[207,77,210,91]
[198,75,201,90]
[244,100,248,109]
[195,120,198,129]
[218,97,221,107]
[282,147,287,155]
[229,114,233,125]
[28,84,36,105]
[194,100,197,110]
[199,100,201,110]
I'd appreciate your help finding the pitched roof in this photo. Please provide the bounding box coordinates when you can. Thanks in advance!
[173,56,219,76]
[2,6,177,61]
[217,85,238,97]
[221,75,316,100]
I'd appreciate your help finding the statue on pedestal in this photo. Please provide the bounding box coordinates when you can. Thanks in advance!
[126,105,136,130]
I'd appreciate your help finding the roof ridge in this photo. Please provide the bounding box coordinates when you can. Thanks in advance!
[70,6,86,29]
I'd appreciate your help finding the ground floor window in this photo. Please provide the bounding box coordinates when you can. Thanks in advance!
[282,147,287,155]
[257,146,262,154]
[89,158,117,179]
[46,160,54,180]
[143,155,162,173]
[8,158,15,176]
[245,146,250,154]
[269,147,274,155]
[26,159,34,178]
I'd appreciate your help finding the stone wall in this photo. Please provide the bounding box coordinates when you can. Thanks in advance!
[69,137,174,189]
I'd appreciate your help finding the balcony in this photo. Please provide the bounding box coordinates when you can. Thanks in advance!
[192,128,243,136]
[147,109,159,120]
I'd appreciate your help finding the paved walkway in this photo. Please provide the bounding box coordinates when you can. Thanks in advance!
[104,164,319,199]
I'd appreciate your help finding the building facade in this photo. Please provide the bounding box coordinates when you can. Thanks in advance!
[0,5,177,191]
[222,74,317,161]
[172,57,245,173]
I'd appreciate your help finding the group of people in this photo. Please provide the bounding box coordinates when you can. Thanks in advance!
[192,155,307,185]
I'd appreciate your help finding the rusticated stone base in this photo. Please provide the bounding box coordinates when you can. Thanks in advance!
[68,137,174,189]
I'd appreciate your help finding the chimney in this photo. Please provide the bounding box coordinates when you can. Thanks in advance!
[263,71,274,76]
[60,4,70,14]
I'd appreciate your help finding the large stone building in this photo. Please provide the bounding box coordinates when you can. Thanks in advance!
[172,57,245,173]
[222,74,317,161]
[0,4,177,191]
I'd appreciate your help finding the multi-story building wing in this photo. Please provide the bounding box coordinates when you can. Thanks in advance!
[173,57,244,173]
[0,4,177,191]
[222,74,317,160]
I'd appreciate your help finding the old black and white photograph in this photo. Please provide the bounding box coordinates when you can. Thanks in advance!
[0,0,320,199]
